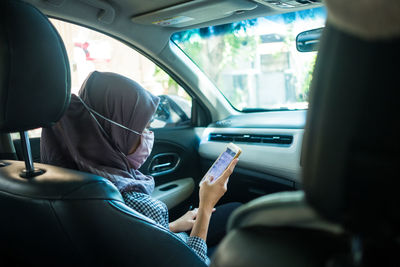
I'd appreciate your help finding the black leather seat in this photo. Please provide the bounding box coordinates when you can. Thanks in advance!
[211,1,400,267]
[0,1,206,266]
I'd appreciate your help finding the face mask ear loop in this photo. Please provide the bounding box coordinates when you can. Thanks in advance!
[75,95,137,159]
[75,95,142,136]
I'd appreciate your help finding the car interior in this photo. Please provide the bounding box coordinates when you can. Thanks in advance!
[0,0,399,266]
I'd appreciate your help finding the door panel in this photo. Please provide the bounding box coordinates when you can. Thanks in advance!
[152,177,194,209]
[139,126,202,218]
[140,127,202,185]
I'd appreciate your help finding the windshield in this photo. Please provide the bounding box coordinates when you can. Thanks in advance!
[172,7,326,111]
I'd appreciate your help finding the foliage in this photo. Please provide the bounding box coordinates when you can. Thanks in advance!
[171,20,258,107]
[172,19,258,42]
[300,55,317,101]
[169,7,326,110]
[153,65,179,95]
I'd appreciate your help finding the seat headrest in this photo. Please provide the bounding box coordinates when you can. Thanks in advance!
[302,21,400,236]
[0,0,70,133]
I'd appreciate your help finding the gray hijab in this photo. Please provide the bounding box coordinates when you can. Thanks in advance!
[41,71,160,194]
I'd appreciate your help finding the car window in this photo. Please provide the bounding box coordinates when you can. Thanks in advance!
[52,19,192,129]
[172,7,326,111]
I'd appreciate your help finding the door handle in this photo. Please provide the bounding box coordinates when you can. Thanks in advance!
[148,153,180,176]
[151,162,172,172]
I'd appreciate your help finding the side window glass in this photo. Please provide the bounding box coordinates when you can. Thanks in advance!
[152,95,191,128]
[50,19,191,129]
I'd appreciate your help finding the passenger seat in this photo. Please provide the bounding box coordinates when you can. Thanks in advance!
[0,1,207,266]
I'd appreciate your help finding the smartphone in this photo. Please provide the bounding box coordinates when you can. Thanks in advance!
[202,143,242,183]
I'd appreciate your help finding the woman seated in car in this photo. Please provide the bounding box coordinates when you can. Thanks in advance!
[41,71,238,264]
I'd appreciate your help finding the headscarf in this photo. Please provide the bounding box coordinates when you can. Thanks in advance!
[41,71,160,195]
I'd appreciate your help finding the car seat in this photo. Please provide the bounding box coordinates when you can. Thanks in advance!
[211,1,400,267]
[0,1,207,266]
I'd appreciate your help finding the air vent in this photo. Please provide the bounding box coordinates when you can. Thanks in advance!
[209,133,293,145]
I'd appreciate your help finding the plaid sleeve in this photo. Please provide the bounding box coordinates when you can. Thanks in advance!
[187,236,210,265]
[122,191,170,228]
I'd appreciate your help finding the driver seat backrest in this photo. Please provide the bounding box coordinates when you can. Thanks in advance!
[0,1,206,266]
[211,1,400,267]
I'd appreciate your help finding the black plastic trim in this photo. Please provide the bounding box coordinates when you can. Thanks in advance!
[209,133,293,145]
[234,166,295,187]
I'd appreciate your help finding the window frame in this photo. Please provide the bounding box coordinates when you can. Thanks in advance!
[49,16,211,129]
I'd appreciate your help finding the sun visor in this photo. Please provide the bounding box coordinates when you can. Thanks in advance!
[131,0,258,28]
[325,0,400,40]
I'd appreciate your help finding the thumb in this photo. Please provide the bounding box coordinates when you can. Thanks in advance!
[200,175,211,186]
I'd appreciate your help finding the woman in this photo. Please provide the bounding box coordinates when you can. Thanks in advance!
[41,71,238,264]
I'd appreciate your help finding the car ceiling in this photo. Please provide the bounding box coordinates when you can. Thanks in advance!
[26,0,322,56]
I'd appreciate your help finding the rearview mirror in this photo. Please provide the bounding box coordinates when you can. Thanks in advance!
[296,27,323,52]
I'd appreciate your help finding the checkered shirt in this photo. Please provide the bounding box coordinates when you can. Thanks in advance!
[122,191,210,265]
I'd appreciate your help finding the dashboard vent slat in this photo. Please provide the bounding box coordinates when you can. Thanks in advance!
[208,133,293,145]
[208,134,234,142]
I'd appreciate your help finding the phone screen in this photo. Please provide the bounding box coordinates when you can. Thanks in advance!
[205,147,237,182]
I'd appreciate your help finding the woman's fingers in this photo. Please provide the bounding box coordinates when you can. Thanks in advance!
[224,177,230,188]
[191,208,198,219]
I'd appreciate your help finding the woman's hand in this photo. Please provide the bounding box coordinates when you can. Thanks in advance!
[169,209,198,233]
[169,208,216,233]
[199,158,239,213]
[189,158,238,241]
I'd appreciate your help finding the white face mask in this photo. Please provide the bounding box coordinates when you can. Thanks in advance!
[126,129,154,170]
